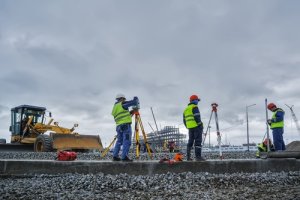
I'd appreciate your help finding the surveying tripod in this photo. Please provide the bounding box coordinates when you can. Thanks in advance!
[132,109,153,159]
[101,135,117,158]
[202,103,223,159]
[101,109,153,159]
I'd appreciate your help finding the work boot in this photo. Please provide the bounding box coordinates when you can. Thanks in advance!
[122,156,133,162]
[113,157,121,161]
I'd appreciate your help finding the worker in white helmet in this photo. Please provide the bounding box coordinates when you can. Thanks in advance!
[111,94,139,161]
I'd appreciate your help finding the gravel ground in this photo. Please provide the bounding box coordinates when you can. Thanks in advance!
[0,151,257,161]
[0,171,299,200]
[1,151,299,199]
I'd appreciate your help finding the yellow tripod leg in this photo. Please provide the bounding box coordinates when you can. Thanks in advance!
[135,114,140,159]
[101,136,117,158]
[137,115,153,159]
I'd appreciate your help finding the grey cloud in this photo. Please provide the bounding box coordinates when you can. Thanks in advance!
[2,70,39,92]
[0,105,9,115]
[0,1,300,145]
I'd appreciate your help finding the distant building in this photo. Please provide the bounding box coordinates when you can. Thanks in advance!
[136,126,186,151]
[202,144,257,152]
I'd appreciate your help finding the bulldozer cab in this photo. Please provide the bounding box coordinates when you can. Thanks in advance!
[10,105,46,137]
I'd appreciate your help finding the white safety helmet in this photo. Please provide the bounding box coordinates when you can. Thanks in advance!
[115,93,126,100]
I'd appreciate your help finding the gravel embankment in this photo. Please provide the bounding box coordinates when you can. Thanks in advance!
[1,151,298,199]
[0,151,257,160]
[0,171,299,199]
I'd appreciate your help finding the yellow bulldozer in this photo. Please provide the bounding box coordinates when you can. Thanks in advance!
[2,104,103,152]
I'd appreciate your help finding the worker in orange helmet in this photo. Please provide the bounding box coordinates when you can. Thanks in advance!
[183,95,205,161]
[256,138,275,158]
[267,103,286,151]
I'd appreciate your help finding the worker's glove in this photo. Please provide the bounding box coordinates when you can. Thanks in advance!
[267,119,272,125]
[198,122,203,127]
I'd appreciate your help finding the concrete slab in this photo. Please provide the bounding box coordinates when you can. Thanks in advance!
[260,151,300,159]
[1,159,299,175]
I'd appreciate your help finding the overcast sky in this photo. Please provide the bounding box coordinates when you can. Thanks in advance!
[1,0,300,146]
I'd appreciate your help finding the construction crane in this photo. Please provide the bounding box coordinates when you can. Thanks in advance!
[285,104,300,134]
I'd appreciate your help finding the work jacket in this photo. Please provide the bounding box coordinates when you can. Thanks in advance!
[111,102,132,126]
[271,108,284,129]
[257,143,267,152]
[256,142,275,157]
[183,104,202,129]
[256,143,267,157]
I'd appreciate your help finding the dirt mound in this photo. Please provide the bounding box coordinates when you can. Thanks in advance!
[286,141,300,151]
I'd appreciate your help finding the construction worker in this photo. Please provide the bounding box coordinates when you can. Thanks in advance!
[21,116,29,131]
[168,141,175,153]
[21,116,32,136]
[256,138,275,158]
[111,94,139,161]
[183,94,205,161]
[267,103,286,151]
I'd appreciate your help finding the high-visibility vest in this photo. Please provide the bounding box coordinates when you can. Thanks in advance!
[111,102,132,126]
[257,143,267,152]
[271,109,284,129]
[256,143,267,157]
[184,104,199,129]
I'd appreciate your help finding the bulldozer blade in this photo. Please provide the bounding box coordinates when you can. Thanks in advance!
[51,134,103,151]
[0,143,34,152]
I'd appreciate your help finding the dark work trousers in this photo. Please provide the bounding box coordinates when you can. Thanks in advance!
[272,128,286,151]
[187,126,203,159]
[113,123,132,159]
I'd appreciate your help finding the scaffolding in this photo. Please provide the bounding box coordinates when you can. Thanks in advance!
[137,126,186,151]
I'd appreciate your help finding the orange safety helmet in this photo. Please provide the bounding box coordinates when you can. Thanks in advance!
[190,95,200,102]
[267,103,277,110]
[263,138,272,146]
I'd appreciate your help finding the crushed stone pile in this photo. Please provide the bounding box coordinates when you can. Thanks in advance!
[286,141,300,151]
[0,171,299,199]
[0,151,256,160]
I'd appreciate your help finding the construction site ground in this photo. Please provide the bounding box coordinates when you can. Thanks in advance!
[1,157,300,175]
[0,141,300,199]
[0,151,299,199]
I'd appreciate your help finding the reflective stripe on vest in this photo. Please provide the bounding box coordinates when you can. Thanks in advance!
[111,102,132,126]
[184,104,198,129]
[271,109,284,129]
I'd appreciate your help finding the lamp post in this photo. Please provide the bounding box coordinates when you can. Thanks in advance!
[246,104,256,151]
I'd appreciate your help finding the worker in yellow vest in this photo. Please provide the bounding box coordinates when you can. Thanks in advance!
[183,95,205,161]
[267,103,286,151]
[256,138,275,158]
[111,94,139,161]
